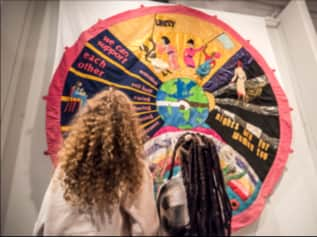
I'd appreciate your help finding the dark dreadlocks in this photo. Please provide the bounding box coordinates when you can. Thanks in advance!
[167,132,232,236]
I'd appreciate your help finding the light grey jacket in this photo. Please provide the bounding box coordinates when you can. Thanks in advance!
[33,161,159,236]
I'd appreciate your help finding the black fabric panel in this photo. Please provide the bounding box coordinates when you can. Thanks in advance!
[207,110,277,181]
[217,103,280,138]
[215,84,278,107]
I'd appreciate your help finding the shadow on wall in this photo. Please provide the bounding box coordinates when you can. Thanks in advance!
[29,0,60,215]
[29,95,54,213]
[1,1,56,234]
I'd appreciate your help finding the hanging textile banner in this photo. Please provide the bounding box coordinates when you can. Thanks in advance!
[45,5,292,231]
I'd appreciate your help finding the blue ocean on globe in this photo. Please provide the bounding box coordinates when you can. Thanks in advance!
[156,78,210,129]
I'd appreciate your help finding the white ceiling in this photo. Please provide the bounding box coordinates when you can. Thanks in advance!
[163,0,317,31]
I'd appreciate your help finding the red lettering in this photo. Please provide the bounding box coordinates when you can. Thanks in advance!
[94,58,100,64]
[144,121,160,133]
[139,114,154,122]
[139,70,158,86]
[121,58,128,64]
[77,62,105,77]
[115,45,129,58]
[103,36,115,45]
[97,41,129,65]
[135,105,151,111]
[133,95,151,102]
[132,83,141,89]
[99,60,106,69]
[82,51,107,68]
[142,86,153,94]
[78,62,84,69]
[83,52,89,59]
[97,41,125,63]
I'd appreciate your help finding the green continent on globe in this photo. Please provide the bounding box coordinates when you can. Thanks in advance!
[167,106,172,114]
[160,79,177,95]
[188,84,208,103]
[156,77,210,129]
[180,109,190,122]
[165,96,177,102]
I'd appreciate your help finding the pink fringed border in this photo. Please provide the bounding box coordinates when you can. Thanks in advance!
[45,4,292,231]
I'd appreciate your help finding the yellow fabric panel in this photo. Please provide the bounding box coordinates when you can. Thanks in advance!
[109,13,241,84]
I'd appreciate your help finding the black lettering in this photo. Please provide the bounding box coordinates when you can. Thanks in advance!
[155,19,175,27]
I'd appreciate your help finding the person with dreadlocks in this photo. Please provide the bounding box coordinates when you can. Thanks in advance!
[33,88,159,235]
[157,133,232,236]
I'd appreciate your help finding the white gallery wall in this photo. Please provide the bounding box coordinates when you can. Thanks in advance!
[1,0,58,234]
[1,0,317,235]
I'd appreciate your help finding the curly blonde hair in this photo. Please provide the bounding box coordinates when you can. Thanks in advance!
[58,88,145,212]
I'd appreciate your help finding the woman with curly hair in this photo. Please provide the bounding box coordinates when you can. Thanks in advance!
[33,88,159,235]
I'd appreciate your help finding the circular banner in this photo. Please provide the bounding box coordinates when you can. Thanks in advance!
[45,5,292,231]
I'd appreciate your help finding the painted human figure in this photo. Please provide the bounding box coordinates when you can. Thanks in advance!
[64,81,87,112]
[196,49,221,77]
[139,38,171,76]
[64,81,81,112]
[231,60,247,102]
[157,36,179,70]
[73,87,87,110]
[76,88,88,108]
[183,39,203,68]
